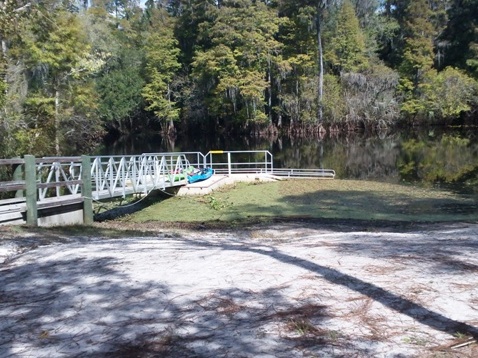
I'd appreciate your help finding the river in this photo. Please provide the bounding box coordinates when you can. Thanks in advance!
[99,125,478,189]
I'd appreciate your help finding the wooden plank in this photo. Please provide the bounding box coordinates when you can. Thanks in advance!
[36,157,82,164]
[0,158,24,165]
[0,203,26,214]
[82,155,93,225]
[0,211,24,223]
[0,197,26,205]
[0,181,26,192]
[37,195,83,210]
[25,155,38,226]
[13,162,24,198]
[36,180,82,190]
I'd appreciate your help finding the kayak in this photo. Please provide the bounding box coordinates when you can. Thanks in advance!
[188,167,214,184]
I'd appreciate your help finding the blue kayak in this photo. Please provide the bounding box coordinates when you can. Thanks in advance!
[188,167,214,184]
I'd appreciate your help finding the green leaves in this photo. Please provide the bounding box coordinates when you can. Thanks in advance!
[142,14,181,127]
[97,61,145,129]
[1,0,478,157]
[401,67,478,120]
[191,0,282,122]
[24,10,90,75]
[325,1,368,73]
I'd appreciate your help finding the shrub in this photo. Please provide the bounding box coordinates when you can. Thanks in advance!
[401,67,478,121]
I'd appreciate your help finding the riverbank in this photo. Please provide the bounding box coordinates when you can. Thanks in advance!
[117,179,478,224]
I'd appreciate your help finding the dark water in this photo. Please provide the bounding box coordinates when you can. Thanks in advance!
[99,126,478,188]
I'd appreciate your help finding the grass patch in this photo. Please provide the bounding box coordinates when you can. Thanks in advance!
[124,179,478,224]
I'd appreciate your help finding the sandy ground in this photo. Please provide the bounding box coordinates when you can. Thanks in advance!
[1,221,478,357]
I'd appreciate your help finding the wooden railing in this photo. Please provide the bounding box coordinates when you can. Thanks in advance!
[0,155,93,226]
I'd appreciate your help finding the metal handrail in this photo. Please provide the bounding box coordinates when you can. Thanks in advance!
[141,150,336,179]
[36,159,83,200]
[272,168,336,179]
[142,152,206,168]
[144,150,275,175]
[205,150,273,175]
[90,154,190,199]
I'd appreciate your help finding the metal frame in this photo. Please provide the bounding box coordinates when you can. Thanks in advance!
[142,150,334,178]
[1,153,193,203]
[90,154,190,200]
[36,157,83,200]
[142,152,207,169]
[272,168,335,179]
[205,150,273,175]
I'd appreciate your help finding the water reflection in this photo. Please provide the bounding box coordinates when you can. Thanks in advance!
[99,126,478,187]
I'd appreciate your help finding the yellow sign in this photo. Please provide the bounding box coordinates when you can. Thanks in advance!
[209,150,224,154]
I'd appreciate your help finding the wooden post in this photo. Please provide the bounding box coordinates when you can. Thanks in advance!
[24,155,37,226]
[13,158,24,198]
[81,155,93,225]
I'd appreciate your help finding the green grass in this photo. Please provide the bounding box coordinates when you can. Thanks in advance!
[124,179,478,224]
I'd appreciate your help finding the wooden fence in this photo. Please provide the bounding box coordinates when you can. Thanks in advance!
[0,155,93,226]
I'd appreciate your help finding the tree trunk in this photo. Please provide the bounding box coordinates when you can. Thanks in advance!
[268,59,272,124]
[277,77,282,128]
[1,40,7,116]
[167,83,175,134]
[1,39,6,57]
[316,3,324,123]
[55,88,60,155]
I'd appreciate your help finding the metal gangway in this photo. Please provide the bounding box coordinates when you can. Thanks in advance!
[0,153,191,225]
[90,153,190,200]
[30,153,191,202]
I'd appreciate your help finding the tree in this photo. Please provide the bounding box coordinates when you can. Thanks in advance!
[88,0,152,135]
[96,47,145,134]
[398,0,436,118]
[377,0,411,68]
[439,0,478,79]
[277,0,340,123]
[316,1,327,122]
[20,8,103,155]
[350,0,394,59]
[171,0,220,65]
[0,62,5,109]
[325,0,368,73]
[192,0,282,125]
[0,0,36,156]
[142,9,181,133]
[402,67,478,121]
[340,64,400,124]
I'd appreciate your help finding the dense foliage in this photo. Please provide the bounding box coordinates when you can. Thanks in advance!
[1,0,478,156]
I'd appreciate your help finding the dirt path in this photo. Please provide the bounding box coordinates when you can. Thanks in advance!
[1,222,478,357]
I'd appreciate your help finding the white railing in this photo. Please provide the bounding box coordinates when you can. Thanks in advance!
[142,150,335,178]
[272,168,336,179]
[90,154,190,200]
[144,150,274,175]
[36,158,83,201]
[205,150,273,175]
[143,151,207,169]
[32,150,333,202]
